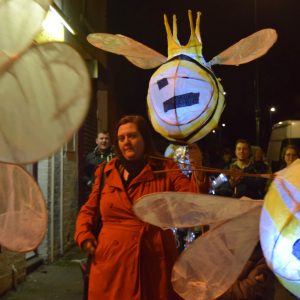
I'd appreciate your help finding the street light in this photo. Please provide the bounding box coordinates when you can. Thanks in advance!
[269,106,276,129]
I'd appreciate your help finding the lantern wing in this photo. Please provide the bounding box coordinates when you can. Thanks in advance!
[133,192,262,299]
[0,42,91,164]
[0,163,47,252]
[172,205,261,300]
[133,191,262,228]
[0,0,52,68]
[209,28,277,66]
[87,33,167,69]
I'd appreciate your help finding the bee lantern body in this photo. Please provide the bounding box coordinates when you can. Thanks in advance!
[260,159,300,297]
[147,54,224,143]
[87,10,277,144]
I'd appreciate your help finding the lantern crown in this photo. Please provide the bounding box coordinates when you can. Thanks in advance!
[164,10,205,64]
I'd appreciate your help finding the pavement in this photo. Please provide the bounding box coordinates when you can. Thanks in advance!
[0,246,297,300]
[0,247,86,300]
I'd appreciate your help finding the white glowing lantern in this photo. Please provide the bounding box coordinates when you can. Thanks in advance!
[87,10,277,144]
[260,159,300,297]
[147,55,225,143]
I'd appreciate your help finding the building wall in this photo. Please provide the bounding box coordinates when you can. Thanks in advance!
[37,145,79,263]
[0,250,26,295]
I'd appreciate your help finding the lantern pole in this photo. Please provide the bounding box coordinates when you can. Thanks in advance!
[253,0,261,146]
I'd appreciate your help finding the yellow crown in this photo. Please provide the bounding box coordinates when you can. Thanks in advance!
[164,10,205,64]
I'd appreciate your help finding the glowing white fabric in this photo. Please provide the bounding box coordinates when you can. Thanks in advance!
[0,163,47,252]
[134,192,262,299]
[87,10,277,144]
[260,159,300,297]
[0,0,91,164]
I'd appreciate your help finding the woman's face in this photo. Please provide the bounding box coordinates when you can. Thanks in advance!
[284,148,298,166]
[117,122,145,161]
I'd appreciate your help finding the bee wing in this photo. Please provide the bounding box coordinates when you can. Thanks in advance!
[209,28,277,66]
[0,42,91,164]
[133,191,263,228]
[0,163,47,252]
[87,33,167,69]
[0,0,51,68]
[133,192,262,299]
[172,205,261,300]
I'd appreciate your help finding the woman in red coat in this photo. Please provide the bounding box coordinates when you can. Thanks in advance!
[75,115,202,300]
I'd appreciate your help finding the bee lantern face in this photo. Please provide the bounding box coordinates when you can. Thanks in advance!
[147,54,225,143]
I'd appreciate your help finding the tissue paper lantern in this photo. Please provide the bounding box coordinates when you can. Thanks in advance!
[87,10,277,143]
[260,159,300,297]
[0,163,47,252]
[134,192,262,300]
[0,0,91,163]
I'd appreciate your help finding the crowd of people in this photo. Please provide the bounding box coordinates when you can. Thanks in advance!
[76,115,299,300]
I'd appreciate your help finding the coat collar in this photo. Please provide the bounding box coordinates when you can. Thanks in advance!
[104,157,156,189]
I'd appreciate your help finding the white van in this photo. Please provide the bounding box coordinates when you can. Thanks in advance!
[267,120,300,171]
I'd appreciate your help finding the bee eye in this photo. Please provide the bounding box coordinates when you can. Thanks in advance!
[292,239,300,260]
[157,78,169,90]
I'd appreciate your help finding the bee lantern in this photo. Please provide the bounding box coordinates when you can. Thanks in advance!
[87,10,277,143]
[260,159,300,297]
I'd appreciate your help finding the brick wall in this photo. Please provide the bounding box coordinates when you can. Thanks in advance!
[38,144,79,262]
[0,249,26,295]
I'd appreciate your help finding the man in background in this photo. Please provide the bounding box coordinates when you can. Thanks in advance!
[84,131,115,188]
[215,139,267,199]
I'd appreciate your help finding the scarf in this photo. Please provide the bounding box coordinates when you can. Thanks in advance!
[118,156,147,185]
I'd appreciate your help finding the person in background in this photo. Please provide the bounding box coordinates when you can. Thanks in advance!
[75,115,204,300]
[252,146,271,195]
[215,139,267,199]
[84,131,115,188]
[280,144,299,169]
[252,147,269,170]
[215,141,275,299]
[218,147,234,169]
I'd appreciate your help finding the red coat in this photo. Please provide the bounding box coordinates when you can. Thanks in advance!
[75,157,199,300]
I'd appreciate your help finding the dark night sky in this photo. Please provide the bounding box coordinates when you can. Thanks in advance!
[105,0,300,152]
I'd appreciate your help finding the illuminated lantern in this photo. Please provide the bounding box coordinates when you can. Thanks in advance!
[147,12,225,143]
[260,159,300,297]
[133,192,263,299]
[0,0,91,163]
[87,10,277,143]
[0,163,47,252]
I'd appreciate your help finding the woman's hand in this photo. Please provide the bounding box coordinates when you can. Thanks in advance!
[82,239,97,257]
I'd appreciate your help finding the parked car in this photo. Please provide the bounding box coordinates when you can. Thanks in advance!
[267,120,300,172]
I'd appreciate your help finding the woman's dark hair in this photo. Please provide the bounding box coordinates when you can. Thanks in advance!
[115,115,157,158]
[281,144,300,161]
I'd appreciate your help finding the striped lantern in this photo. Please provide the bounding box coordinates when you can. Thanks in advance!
[147,54,225,143]
[87,10,277,144]
[260,159,300,297]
